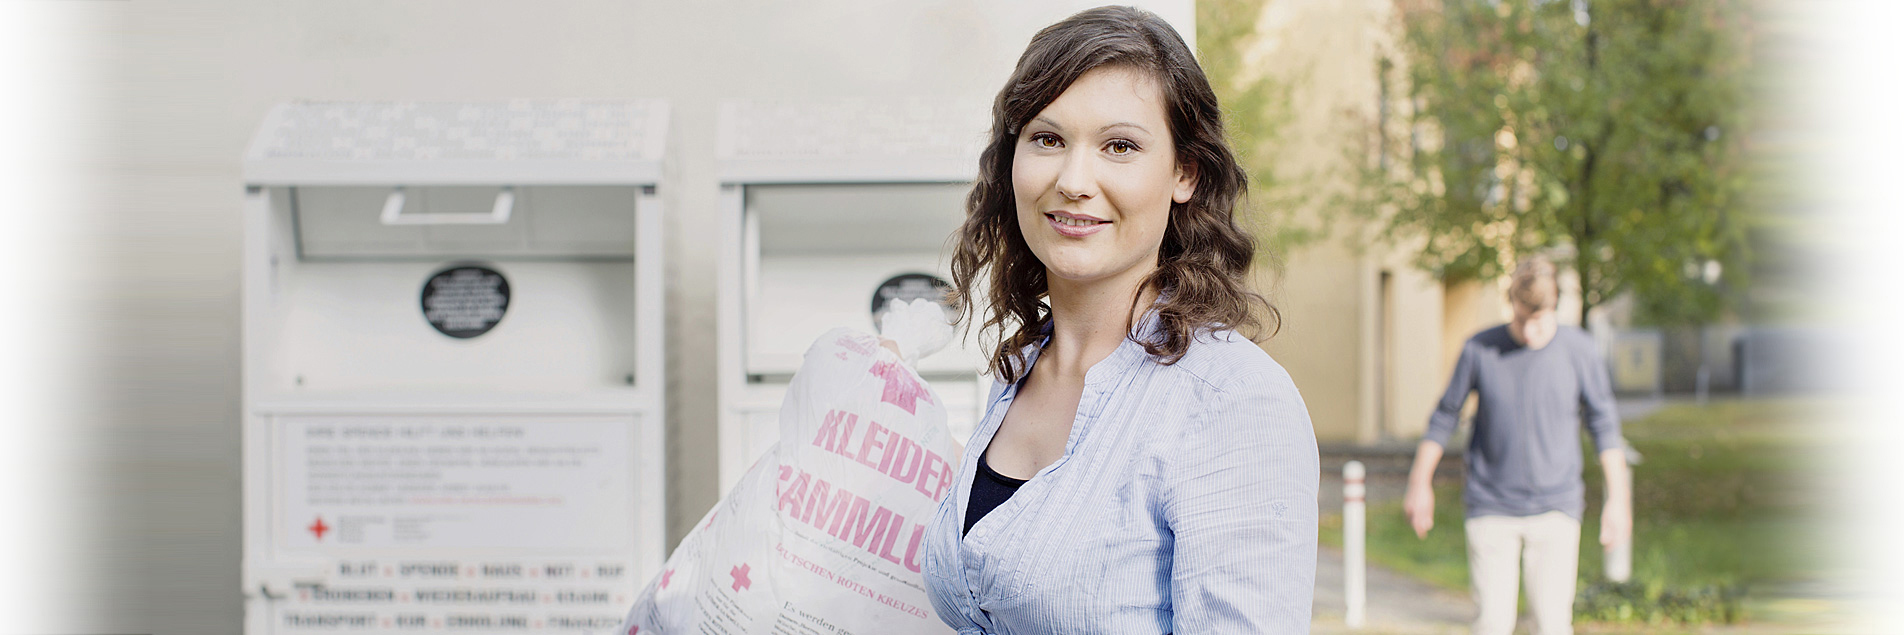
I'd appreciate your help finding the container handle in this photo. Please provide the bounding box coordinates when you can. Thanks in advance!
[379,186,515,225]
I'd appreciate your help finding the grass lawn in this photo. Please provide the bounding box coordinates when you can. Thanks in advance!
[1321,398,1825,625]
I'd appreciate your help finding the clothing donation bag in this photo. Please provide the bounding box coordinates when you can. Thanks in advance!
[616,299,960,635]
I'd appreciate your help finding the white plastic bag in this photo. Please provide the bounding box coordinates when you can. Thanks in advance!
[614,299,960,635]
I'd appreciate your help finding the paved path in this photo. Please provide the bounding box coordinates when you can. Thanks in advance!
[1310,545,1859,634]
[1311,545,1473,634]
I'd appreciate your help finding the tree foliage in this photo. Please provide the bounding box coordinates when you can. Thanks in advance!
[1354,0,1754,325]
[1198,0,1312,258]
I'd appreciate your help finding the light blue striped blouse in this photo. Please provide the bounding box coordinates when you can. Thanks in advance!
[922,305,1320,634]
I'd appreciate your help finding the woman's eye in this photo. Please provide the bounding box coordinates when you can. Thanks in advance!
[1031,133,1062,149]
[1106,140,1138,155]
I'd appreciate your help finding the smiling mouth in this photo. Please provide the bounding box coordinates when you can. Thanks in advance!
[1046,213,1109,227]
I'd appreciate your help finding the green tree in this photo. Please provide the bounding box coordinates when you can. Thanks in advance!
[1199,0,1312,257]
[1353,0,1754,326]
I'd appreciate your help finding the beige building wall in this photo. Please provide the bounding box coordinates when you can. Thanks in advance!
[1382,253,1454,441]
[1443,279,1514,373]
[1267,241,1371,443]
[1239,0,1502,444]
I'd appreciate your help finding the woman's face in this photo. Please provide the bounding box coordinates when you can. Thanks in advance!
[1012,66,1195,290]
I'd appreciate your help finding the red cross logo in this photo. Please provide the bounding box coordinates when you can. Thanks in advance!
[729,563,752,592]
[307,516,329,541]
[659,568,674,590]
[870,359,934,414]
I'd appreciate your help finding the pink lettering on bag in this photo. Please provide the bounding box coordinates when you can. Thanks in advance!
[902,524,926,573]
[833,415,861,459]
[886,436,922,486]
[799,479,833,526]
[878,514,908,566]
[811,410,858,454]
[834,335,876,358]
[777,471,809,516]
[813,487,857,535]
[913,452,940,500]
[913,451,951,501]
[855,421,889,471]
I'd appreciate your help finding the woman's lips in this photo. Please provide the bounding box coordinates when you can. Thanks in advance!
[1046,213,1109,237]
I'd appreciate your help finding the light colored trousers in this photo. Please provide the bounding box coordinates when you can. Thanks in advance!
[1465,511,1581,635]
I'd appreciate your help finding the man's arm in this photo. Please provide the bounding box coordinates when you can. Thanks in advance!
[1406,342,1477,539]
[1597,447,1631,547]
[1578,333,1630,546]
[1578,335,1625,457]
[1404,440,1444,539]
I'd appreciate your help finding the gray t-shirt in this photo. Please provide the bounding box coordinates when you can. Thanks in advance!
[1423,324,1622,519]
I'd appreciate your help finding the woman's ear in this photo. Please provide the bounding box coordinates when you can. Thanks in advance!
[1173,159,1198,205]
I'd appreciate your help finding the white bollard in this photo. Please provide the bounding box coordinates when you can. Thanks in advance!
[1344,460,1367,629]
[1604,447,1639,583]
[1604,536,1632,583]
[1695,363,1711,406]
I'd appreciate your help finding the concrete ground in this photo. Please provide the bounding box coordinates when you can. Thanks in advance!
[1310,545,1863,634]
[1312,544,1474,634]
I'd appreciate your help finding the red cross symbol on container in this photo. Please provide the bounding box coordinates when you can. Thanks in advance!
[729,563,752,592]
[307,517,329,540]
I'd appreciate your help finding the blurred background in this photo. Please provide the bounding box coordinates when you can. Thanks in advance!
[0,0,1898,634]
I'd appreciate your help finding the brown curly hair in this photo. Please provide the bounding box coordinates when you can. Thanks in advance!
[947,5,1278,384]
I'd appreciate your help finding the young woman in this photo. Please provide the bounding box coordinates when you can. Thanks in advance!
[921,7,1320,634]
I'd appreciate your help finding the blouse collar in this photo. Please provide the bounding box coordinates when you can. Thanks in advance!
[1026,289,1170,388]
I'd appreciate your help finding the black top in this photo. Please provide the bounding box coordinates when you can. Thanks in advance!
[962,449,1030,536]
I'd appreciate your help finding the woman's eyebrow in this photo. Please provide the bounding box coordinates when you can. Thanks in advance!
[1099,122,1150,135]
[1029,117,1152,136]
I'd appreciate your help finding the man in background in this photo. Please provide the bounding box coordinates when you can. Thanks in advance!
[1402,256,1631,635]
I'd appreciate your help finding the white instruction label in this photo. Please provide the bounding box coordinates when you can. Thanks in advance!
[279,415,634,552]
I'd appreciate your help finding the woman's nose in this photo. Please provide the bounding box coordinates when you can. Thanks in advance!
[1054,151,1095,201]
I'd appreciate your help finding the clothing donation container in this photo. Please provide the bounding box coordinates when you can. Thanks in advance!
[240,100,668,635]
[715,98,993,491]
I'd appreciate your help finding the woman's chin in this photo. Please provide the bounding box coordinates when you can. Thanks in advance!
[1042,263,1127,287]
[1041,252,1161,287]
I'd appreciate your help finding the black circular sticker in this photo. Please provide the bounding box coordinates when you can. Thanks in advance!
[871,273,955,325]
[421,264,510,339]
